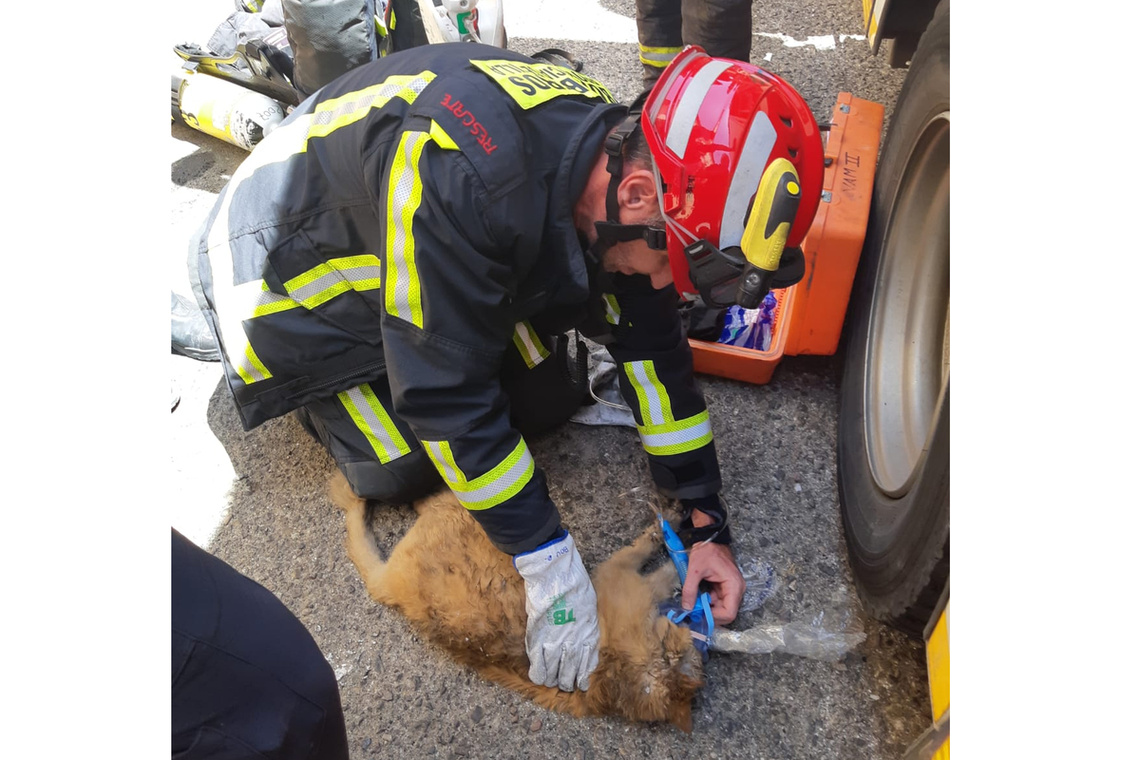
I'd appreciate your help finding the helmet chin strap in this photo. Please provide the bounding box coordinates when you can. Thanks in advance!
[590,106,667,265]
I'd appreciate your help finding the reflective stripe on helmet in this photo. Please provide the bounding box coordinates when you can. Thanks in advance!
[423,437,537,511]
[338,383,412,464]
[663,59,732,158]
[720,114,778,249]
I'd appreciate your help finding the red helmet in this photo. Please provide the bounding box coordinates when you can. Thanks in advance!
[640,46,824,302]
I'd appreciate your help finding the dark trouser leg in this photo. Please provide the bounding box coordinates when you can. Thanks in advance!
[636,0,754,88]
[293,380,442,504]
[171,529,349,760]
[295,328,587,502]
[636,0,683,88]
[681,0,754,62]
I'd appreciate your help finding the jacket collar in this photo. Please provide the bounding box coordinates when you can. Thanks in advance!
[544,102,630,306]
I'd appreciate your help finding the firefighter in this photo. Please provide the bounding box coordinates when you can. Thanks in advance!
[189,42,820,692]
[635,0,754,86]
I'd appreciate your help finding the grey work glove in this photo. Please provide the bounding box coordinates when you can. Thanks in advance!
[513,529,600,691]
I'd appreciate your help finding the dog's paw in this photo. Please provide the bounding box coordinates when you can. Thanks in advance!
[327,470,366,513]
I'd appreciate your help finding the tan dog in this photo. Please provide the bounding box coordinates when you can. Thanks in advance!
[328,472,704,731]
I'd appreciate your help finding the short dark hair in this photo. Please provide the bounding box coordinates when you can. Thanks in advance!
[623,125,655,173]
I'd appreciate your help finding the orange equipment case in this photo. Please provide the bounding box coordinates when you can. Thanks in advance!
[688,94,885,384]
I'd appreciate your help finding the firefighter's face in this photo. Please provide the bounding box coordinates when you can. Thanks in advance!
[601,241,673,289]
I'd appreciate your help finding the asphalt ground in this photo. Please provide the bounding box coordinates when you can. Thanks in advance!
[167,1,933,758]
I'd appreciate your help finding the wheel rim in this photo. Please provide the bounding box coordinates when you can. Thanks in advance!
[864,110,950,498]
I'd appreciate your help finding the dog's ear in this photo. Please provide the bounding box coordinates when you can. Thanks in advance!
[668,699,693,733]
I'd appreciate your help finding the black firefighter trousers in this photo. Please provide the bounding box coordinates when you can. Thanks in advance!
[294,332,589,505]
[636,0,754,86]
[171,529,350,760]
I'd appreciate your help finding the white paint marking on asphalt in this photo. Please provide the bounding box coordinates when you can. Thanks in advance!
[756,32,837,50]
[500,0,637,43]
[754,33,866,50]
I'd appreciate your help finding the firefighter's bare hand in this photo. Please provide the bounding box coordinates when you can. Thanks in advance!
[681,511,745,625]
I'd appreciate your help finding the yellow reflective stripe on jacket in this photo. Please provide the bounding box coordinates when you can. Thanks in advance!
[429,119,459,150]
[307,75,435,140]
[512,321,550,369]
[247,256,382,319]
[623,360,674,426]
[423,439,464,487]
[284,255,383,309]
[208,73,435,384]
[637,410,713,456]
[385,130,431,327]
[639,45,682,68]
[338,384,411,464]
[236,343,273,384]
[423,437,535,511]
[250,282,298,317]
[602,293,620,325]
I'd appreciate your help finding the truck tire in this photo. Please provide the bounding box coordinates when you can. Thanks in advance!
[837,0,949,637]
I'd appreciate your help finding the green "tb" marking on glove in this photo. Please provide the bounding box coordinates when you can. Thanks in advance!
[548,594,577,625]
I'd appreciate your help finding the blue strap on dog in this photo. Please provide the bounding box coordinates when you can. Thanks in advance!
[657,514,714,662]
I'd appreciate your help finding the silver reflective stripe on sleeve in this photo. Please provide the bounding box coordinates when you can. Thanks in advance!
[602,293,620,325]
[637,410,714,456]
[423,437,536,511]
[338,384,412,464]
[624,360,714,456]
[285,255,383,309]
[512,322,550,369]
[385,131,432,328]
[624,360,672,426]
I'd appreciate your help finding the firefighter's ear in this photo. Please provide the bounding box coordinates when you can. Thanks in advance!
[617,169,659,216]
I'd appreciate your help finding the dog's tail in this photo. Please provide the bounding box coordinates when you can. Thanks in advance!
[327,470,392,603]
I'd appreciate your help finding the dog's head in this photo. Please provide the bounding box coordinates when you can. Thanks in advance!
[594,613,705,732]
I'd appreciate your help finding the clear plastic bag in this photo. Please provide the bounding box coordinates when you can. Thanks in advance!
[737,557,780,613]
[712,608,865,662]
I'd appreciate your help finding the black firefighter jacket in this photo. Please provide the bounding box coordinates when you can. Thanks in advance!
[190,43,722,554]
